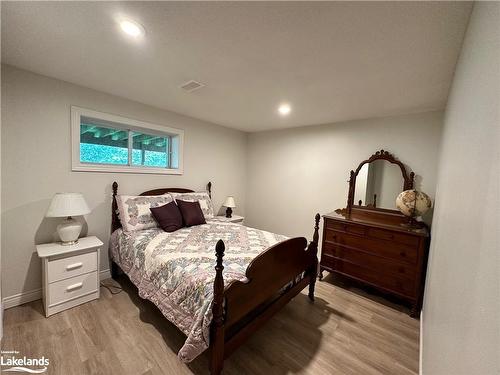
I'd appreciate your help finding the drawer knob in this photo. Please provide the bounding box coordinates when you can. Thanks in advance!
[66,282,83,292]
[66,262,83,271]
[400,252,406,257]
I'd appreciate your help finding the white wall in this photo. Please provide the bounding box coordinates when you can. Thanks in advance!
[1,65,247,299]
[0,59,2,339]
[422,3,500,375]
[245,111,443,238]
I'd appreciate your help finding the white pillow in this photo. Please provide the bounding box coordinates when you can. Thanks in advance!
[170,191,214,219]
[117,194,174,232]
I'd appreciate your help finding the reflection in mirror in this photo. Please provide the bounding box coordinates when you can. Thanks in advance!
[354,160,404,209]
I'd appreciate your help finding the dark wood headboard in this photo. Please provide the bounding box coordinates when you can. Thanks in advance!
[111,181,212,232]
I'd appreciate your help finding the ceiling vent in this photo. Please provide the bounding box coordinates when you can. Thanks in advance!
[180,80,205,92]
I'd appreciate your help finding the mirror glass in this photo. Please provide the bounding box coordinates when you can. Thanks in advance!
[354,160,404,210]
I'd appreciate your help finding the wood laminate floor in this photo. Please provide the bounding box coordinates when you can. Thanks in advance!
[2,273,419,375]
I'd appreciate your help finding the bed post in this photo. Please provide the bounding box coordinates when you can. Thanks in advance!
[110,181,120,279]
[307,213,321,301]
[207,181,212,199]
[111,182,120,233]
[210,239,225,375]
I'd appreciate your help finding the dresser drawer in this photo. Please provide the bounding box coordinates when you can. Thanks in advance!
[48,271,98,306]
[320,253,337,270]
[367,227,420,247]
[328,258,416,298]
[322,242,416,280]
[323,228,340,243]
[47,251,97,283]
[325,230,417,264]
[325,219,366,236]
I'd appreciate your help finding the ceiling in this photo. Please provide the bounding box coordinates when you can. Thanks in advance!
[1,2,472,132]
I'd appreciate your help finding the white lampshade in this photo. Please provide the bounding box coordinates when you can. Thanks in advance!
[46,193,91,218]
[223,196,236,208]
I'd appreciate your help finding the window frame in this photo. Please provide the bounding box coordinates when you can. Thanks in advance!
[71,106,184,175]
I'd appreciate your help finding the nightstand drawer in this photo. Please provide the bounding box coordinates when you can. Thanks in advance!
[47,251,97,283]
[48,271,98,306]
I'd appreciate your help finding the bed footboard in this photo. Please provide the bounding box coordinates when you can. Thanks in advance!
[210,214,320,375]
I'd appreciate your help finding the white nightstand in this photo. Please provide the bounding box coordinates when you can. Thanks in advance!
[213,215,244,224]
[36,236,103,317]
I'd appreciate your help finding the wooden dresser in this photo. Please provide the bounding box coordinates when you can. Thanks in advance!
[320,209,429,316]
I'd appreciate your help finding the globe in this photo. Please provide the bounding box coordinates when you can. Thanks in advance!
[396,190,432,217]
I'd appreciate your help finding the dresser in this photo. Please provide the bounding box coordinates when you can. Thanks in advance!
[36,236,103,317]
[321,150,431,317]
[320,211,428,316]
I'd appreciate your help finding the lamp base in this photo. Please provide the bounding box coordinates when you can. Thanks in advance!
[60,240,79,246]
[57,216,82,245]
[225,207,233,218]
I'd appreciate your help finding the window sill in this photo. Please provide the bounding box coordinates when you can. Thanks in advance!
[72,164,183,175]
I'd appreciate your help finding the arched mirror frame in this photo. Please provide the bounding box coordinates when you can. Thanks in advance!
[346,150,414,214]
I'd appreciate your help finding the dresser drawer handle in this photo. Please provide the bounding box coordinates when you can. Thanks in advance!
[66,262,83,271]
[400,252,406,257]
[66,282,83,292]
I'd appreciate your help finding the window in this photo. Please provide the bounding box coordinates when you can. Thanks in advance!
[71,107,183,174]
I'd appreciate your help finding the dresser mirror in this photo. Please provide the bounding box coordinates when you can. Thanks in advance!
[346,149,414,214]
[353,160,406,209]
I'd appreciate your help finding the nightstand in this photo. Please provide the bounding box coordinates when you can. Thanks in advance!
[213,215,244,224]
[36,236,103,317]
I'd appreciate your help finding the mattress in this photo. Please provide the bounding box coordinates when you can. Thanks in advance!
[109,220,287,362]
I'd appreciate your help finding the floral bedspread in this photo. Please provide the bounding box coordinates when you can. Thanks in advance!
[110,221,287,362]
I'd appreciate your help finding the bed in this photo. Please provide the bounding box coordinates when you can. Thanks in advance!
[110,181,320,374]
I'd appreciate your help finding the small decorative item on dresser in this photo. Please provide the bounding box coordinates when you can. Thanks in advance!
[36,236,103,317]
[223,196,236,218]
[396,189,432,228]
[46,192,91,245]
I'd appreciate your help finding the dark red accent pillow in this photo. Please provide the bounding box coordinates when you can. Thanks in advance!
[177,200,206,227]
[150,201,183,232]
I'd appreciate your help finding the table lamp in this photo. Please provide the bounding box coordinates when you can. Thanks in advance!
[223,196,236,218]
[46,193,91,245]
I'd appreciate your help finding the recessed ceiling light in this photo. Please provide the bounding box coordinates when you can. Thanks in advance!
[119,19,145,38]
[278,103,291,116]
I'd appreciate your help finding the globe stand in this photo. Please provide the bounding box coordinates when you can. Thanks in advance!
[397,190,431,230]
[400,215,425,229]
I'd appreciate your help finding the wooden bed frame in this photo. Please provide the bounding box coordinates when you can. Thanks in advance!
[110,181,320,375]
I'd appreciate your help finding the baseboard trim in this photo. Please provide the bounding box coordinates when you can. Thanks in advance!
[2,269,112,309]
[419,309,424,375]
[2,289,42,310]
[99,268,112,281]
